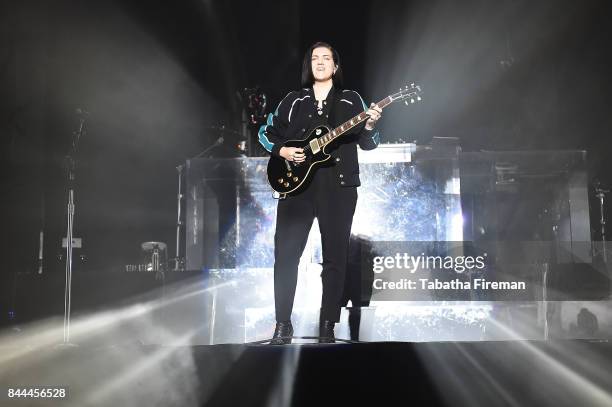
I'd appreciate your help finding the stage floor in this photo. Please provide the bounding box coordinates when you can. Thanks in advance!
[2,339,611,406]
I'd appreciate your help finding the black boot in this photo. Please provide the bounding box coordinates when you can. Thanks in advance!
[270,321,293,345]
[319,320,336,343]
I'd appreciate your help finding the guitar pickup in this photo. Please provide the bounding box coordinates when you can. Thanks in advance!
[309,138,321,154]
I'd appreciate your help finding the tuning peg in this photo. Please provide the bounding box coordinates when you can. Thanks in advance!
[410,98,415,103]
[404,100,409,105]
[417,96,422,101]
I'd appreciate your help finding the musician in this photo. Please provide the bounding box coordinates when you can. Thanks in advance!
[258,41,383,344]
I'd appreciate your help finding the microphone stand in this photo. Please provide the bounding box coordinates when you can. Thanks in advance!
[173,136,225,271]
[595,184,609,263]
[174,165,184,271]
[62,110,86,345]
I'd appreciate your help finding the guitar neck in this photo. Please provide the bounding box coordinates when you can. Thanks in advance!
[317,96,393,148]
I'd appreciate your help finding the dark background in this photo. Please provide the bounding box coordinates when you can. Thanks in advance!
[1,0,611,277]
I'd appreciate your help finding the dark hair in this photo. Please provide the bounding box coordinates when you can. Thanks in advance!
[301,41,343,88]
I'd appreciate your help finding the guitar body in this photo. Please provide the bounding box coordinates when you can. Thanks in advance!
[267,124,333,196]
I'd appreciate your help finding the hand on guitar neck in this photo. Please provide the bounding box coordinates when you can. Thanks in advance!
[365,103,383,131]
[280,146,306,163]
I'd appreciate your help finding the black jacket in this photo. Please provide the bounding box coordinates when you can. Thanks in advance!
[258,86,380,187]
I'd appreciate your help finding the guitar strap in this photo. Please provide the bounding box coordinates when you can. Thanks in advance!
[326,86,340,129]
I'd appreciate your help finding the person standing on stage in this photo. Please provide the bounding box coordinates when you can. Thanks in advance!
[258,41,383,344]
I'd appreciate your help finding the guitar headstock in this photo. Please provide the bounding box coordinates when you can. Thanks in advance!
[390,83,423,105]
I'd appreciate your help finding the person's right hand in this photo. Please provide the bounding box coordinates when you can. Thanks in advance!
[280,146,305,163]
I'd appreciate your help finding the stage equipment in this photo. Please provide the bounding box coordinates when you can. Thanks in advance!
[267,84,422,196]
[141,241,167,273]
[37,230,43,274]
[173,164,185,271]
[239,86,268,156]
[173,133,230,271]
[206,125,243,157]
[594,181,609,262]
[62,108,87,344]
[239,86,267,126]
[460,150,591,263]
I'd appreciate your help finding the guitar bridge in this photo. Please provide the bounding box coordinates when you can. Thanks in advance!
[309,138,321,154]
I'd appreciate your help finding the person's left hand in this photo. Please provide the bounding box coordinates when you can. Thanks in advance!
[365,103,382,130]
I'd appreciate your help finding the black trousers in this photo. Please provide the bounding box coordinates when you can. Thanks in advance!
[273,166,357,323]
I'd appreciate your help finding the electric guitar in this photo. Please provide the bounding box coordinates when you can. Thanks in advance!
[267,83,422,196]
